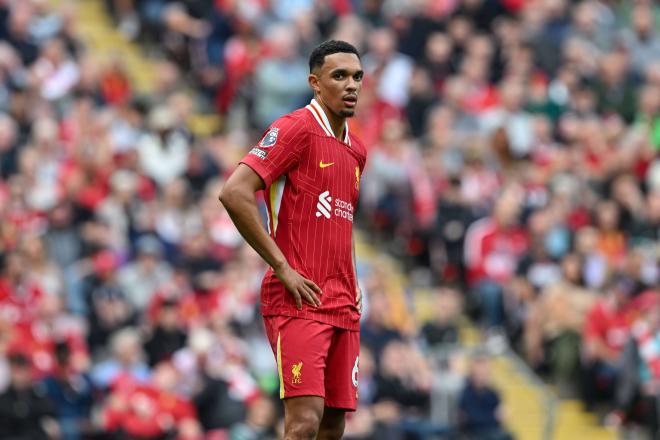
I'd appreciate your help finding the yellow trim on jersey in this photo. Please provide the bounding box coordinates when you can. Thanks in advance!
[277,332,284,399]
[269,177,285,235]
[269,182,279,234]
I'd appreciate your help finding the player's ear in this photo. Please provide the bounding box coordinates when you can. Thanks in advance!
[308,73,321,94]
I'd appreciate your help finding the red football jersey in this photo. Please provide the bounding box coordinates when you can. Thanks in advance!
[240,99,367,330]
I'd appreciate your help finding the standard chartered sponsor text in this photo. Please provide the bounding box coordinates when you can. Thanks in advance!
[316,191,353,222]
[334,198,353,221]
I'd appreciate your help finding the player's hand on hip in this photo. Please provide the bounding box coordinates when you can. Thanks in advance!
[274,263,322,310]
[356,286,362,313]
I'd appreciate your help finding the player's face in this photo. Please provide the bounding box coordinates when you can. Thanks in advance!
[310,52,363,118]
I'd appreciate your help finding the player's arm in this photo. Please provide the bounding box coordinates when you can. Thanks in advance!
[219,164,321,309]
[352,233,362,313]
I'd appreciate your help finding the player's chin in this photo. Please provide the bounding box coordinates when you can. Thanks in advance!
[339,109,355,118]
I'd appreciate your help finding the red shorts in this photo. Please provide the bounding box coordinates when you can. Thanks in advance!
[263,315,360,411]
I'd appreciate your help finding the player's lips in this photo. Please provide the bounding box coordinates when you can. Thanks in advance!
[343,95,358,107]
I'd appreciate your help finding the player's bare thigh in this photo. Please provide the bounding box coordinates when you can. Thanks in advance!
[283,396,346,440]
[318,407,346,440]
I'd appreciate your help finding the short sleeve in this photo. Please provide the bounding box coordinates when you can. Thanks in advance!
[239,115,308,187]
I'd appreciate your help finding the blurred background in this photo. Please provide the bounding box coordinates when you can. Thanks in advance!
[0,0,659,439]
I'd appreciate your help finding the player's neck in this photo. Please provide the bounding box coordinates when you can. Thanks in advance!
[316,97,346,140]
[327,116,346,141]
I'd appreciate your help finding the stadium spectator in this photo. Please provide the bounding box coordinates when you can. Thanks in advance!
[117,234,172,312]
[101,361,202,439]
[90,327,150,390]
[458,354,512,440]
[581,274,638,409]
[194,371,248,434]
[609,290,660,438]
[420,286,462,349]
[42,341,94,440]
[363,27,413,109]
[360,290,403,361]
[524,253,597,391]
[0,352,59,439]
[618,4,660,75]
[0,250,44,326]
[228,395,278,440]
[137,106,190,188]
[463,188,528,332]
[84,251,137,354]
[252,24,309,130]
[143,298,186,367]
[373,340,436,439]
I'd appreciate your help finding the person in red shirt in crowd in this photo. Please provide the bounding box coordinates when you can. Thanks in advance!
[581,274,639,409]
[103,361,202,439]
[221,40,366,440]
[99,57,132,106]
[0,250,44,326]
[607,290,660,436]
[7,294,88,379]
[463,188,528,333]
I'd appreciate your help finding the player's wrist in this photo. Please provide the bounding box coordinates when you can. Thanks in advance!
[272,259,289,273]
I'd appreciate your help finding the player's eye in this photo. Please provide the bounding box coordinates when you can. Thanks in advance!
[333,73,344,80]
[354,73,363,81]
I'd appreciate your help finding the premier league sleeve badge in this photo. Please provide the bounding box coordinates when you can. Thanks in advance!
[260,127,279,147]
[249,127,280,160]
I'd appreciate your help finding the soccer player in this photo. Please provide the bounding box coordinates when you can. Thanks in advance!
[220,40,366,440]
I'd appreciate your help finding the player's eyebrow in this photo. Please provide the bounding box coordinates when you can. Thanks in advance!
[330,68,364,77]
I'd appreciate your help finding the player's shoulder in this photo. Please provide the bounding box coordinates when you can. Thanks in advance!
[270,108,313,133]
[258,108,312,149]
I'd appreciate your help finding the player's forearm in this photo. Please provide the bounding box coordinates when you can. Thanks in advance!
[220,186,288,271]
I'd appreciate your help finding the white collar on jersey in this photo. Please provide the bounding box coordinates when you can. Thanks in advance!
[305,98,351,146]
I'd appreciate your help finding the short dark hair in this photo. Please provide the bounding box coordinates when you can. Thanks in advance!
[309,40,360,73]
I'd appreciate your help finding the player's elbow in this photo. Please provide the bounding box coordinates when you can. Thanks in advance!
[219,180,245,210]
[219,164,262,209]
[218,183,234,208]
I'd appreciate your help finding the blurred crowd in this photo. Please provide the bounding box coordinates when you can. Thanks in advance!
[1,0,659,439]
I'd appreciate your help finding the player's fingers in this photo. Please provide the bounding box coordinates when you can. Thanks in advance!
[298,289,314,307]
[290,290,302,310]
[305,289,321,307]
[304,278,322,295]
[301,285,321,307]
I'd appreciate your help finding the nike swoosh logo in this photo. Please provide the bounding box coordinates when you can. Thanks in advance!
[319,161,334,168]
